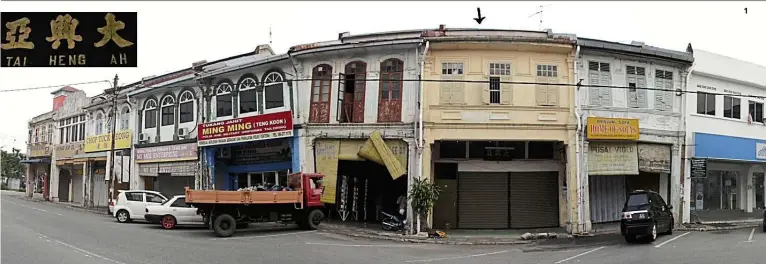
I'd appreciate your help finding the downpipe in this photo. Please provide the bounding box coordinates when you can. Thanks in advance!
[414,40,429,235]
[572,45,585,234]
[680,62,694,224]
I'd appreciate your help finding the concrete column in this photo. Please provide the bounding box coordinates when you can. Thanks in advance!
[670,143,682,224]
[25,164,33,197]
[569,138,591,234]
[50,166,60,202]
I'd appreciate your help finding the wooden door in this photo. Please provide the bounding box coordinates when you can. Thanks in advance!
[377,59,403,122]
[345,61,367,123]
[310,64,333,123]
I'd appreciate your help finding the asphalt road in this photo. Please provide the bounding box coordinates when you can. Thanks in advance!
[2,190,765,264]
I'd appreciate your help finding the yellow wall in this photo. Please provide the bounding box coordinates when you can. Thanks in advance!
[422,42,580,229]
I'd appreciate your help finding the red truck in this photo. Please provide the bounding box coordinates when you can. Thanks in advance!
[185,172,326,237]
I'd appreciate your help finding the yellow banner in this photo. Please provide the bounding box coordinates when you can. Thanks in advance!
[357,131,406,180]
[586,117,639,140]
[338,139,408,169]
[315,139,340,204]
[84,130,132,153]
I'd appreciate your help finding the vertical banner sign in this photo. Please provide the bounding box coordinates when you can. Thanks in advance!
[1,12,137,67]
[315,139,340,204]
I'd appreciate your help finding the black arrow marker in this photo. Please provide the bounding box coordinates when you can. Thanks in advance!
[474,7,486,24]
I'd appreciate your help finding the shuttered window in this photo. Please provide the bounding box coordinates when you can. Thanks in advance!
[440,62,465,105]
[588,61,612,106]
[535,64,559,106]
[654,70,674,111]
[626,66,648,108]
[483,63,512,105]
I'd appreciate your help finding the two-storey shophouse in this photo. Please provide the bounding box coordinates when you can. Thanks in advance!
[576,39,693,232]
[22,111,54,199]
[49,86,89,204]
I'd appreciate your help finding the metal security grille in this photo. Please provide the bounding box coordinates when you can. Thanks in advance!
[458,172,509,229]
[509,172,559,228]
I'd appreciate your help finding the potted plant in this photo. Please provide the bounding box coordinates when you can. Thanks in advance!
[408,178,441,234]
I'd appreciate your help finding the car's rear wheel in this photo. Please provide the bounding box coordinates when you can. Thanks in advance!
[161,215,177,229]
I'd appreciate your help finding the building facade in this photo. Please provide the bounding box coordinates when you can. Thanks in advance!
[193,45,301,193]
[684,50,766,224]
[422,28,579,231]
[49,86,89,204]
[23,111,55,199]
[577,39,694,231]
[290,31,422,226]
[129,68,200,197]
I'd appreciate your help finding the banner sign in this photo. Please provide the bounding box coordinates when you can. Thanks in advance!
[637,143,671,173]
[586,117,640,140]
[84,130,132,153]
[136,142,198,163]
[138,161,196,177]
[1,12,137,67]
[588,142,639,175]
[29,144,52,157]
[197,111,293,147]
[54,142,83,160]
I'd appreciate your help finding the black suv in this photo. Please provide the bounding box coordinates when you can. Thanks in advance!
[620,190,674,243]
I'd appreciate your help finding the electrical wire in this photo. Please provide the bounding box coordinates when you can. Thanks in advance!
[0,80,111,93]
[0,77,760,99]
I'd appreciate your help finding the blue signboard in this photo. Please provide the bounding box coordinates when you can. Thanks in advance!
[694,132,766,162]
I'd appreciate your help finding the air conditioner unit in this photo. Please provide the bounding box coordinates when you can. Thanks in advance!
[177,128,189,139]
[139,133,150,143]
[217,147,231,159]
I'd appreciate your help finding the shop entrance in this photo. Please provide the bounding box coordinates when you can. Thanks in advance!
[330,160,407,224]
[58,169,71,202]
[235,170,290,190]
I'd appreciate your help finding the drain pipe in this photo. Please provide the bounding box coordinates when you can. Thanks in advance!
[572,45,584,234]
[680,62,694,224]
[414,40,429,235]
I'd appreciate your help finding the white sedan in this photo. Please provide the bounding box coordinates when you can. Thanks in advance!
[144,195,205,229]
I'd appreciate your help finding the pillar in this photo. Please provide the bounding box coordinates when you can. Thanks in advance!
[25,164,33,197]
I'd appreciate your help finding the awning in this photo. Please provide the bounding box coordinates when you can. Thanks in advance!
[21,158,50,164]
[73,152,108,161]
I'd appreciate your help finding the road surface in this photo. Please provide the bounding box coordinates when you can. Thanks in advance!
[2,190,764,264]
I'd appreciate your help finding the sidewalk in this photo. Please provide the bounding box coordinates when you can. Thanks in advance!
[678,220,763,232]
[318,220,622,246]
[16,193,110,216]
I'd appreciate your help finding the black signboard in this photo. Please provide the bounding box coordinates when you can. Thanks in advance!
[1,12,137,67]
[690,158,707,178]
[484,147,515,161]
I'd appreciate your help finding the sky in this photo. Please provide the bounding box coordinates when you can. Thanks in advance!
[0,1,764,151]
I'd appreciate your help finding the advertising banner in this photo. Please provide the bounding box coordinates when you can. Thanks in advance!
[197,111,293,147]
[84,130,132,153]
[588,142,639,175]
[135,142,197,163]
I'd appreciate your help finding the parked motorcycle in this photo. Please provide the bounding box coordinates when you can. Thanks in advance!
[380,211,407,231]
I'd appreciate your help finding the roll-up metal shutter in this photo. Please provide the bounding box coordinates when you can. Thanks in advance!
[509,172,559,228]
[458,172,509,229]
[589,175,627,223]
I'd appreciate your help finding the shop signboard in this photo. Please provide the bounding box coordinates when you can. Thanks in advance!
[586,117,640,140]
[54,142,83,160]
[637,143,671,173]
[84,130,132,153]
[690,158,707,178]
[29,143,52,157]
[588,142,639,175]
[135,142,197,163]
[138,161,196,177]
[197,111,293,147]
[231,139,291,165]
[756,142,766,160]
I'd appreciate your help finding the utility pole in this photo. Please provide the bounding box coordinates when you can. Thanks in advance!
[109,74,119,203]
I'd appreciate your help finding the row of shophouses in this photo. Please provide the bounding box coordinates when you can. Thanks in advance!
[22,26,766,234]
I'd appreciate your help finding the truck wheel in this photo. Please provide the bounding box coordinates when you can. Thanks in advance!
[213,214,236,237]
[304,209,325,230]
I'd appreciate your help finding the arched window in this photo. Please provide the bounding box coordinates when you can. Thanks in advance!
[160,96,175,126]
[378,58,404,122]
[216,83,233,117]
[179,91,195,124]
[263,72,285,110]
[120,107,130,130]
[238,77,258,114]
[309,64,333,123]
[95,113,104,135]
[144,99,158,129]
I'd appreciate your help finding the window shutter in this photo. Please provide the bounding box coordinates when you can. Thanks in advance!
[482,74,490,105]
[663,79,674,111]
[336,73,346,121]
[627,76,638,108]
[500,77,512,105]
[536,76,548,106]
[637,76,648,108]
[599,72,612,106]
[654,79,665,111]
[440,76,453,105]
[588,72,600,105]
[453,75,465,104]
[547,84,559,106]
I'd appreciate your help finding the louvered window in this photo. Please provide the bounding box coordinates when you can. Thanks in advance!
[588,61,612,106]
[654,70,674,111]
[440,62,465,105]
[626,66,647,108]
[535,65,559,106]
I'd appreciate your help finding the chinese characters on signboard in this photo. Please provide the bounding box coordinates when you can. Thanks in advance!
[1,12,137,67]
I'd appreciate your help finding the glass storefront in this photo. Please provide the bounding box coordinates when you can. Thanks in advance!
[235,170,289,189]
[691,170,740,211]
[754,172,765,210]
